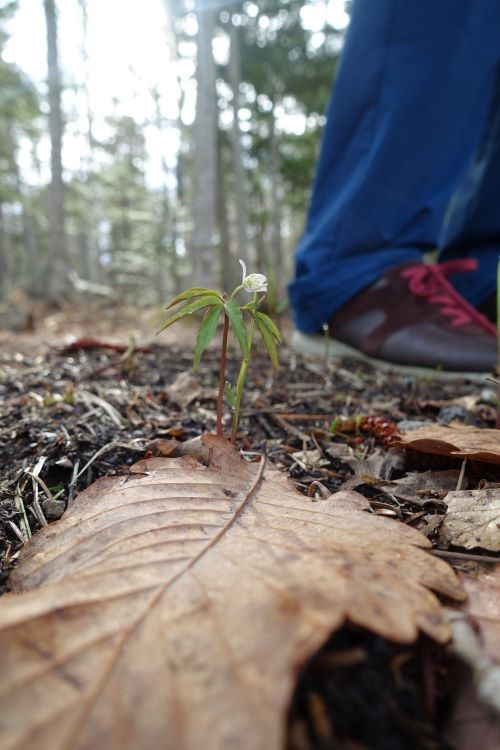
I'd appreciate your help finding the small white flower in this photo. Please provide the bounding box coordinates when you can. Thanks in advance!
[239,259,268,293]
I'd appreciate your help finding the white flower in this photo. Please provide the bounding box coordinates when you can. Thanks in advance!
[239,259,268,293]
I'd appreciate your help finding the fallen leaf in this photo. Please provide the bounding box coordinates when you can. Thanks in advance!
[396,425,500,464]
[336,449,391,492]
[163,371,217,408]
[290,448,328,471]
[440,489,500,551]
[443,662,500,750]
[459,566,500,660]
[384,470,463,507]
[0,437,463,750]
[443,567,500,746]
[446,606,500,738]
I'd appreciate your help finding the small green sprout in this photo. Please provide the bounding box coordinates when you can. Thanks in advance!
[157,259,281,442]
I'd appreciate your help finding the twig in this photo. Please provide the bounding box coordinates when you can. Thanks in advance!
[268,413,310,443]
[69,441,119,486]
[455,459,467,491]
[29,456,48,526]
[25,471,54,507]
[13,484,31,543]
[69,440,147,488]
[7,520,27,545]
[78,389,125,428]
[68,460,80,505]
[431,549,500,565]
[27,477,48,527]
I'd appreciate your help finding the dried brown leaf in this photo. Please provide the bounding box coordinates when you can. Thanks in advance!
[459,566,500,661]
[0,437,464,750]
[397,425,500,464]
[444,665,500,750]
[163,371,217,408]
[385,470,462,507]
[440,489,500,551]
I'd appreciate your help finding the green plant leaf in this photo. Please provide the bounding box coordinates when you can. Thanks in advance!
[225,380,236,410]
[254,312,281,342]
[240,301,259,312]
[193,305,222,371]
[224,299,249,359]
[156,296,221,335]
[165,287,222,311]
[255,314,279,370]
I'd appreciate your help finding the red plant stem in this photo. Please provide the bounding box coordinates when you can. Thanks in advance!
[217,313,229,437]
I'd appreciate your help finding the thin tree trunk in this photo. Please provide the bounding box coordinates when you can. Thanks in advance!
[191,0,217,287]
[217,133,235,291]
[22,209,40,298]
[44,0,68,301]
[268,103,283,291]
[228,21,249,267]
[0,207,7,301]
[77,0,101,284]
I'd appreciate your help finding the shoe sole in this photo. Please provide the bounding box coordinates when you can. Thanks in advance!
[291,331,493,382]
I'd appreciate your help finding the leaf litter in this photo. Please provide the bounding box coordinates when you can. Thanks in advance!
[0,436,463,750]
[1,315,500,749]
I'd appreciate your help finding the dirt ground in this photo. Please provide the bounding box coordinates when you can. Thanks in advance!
[1,304,498,750]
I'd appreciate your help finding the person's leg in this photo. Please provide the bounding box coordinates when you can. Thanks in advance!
[439,71,500,311]
[289,0,500,334]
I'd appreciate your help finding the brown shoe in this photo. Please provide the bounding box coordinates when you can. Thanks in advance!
[478,292,497,324]
[292,261,498,379]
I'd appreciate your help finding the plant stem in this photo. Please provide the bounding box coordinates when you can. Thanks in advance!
[217,313,229,437]
[231,295,256,442]
[231,358,248,443]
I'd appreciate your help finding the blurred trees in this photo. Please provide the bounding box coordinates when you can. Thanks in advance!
[44,0,67,300]
[0,0,346,308]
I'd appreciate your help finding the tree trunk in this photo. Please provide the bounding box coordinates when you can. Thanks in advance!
[217,133,236,291]
[190,0,218,287]
[268,103,283,291]
[77,0,101,284]
[0,206,7,302]
[228,21,249,267]
[22,209,41,298]
[44,0,68,301]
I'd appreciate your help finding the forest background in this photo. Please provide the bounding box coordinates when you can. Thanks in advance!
[0,0,350,311]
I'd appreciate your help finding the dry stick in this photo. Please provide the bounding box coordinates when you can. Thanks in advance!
[431,549,500,565]
[455,458,467,492]
[217,313,229,438]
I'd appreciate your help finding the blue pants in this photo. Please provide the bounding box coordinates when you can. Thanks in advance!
[289,0,500,334]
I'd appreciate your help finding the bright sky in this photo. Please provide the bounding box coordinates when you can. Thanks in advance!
[4,0,349,187]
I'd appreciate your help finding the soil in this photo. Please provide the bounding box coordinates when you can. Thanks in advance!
[0,305,498,750]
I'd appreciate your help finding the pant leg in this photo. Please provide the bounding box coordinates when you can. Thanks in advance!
[439,70,500,307]
[289,0,500,334]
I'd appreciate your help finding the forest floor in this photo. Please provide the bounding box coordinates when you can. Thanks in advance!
[0,303,499,750]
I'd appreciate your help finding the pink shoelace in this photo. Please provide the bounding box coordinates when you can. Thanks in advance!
[400,259,496,336]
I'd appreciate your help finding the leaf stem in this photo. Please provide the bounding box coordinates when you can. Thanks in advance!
[217,313,230,437]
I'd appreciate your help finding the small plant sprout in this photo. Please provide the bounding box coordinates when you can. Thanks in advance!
[157,259,281,442]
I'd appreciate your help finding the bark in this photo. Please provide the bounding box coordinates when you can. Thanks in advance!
[228,22,249,267]
[268,104,283,294]
[216,133,236,291]
[190,0,218,287]
[44,0,68,301]
[0,207,7,301]
[22,210,40,298]
[78,0,101,284]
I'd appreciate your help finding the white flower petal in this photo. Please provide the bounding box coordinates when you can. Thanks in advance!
[238,259,247,283]
[242,273,268,293]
